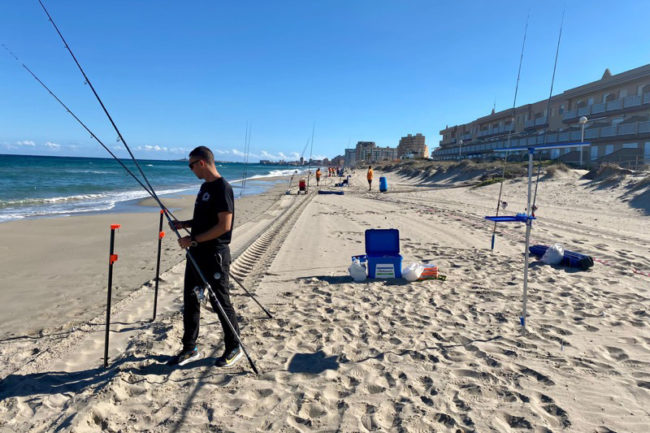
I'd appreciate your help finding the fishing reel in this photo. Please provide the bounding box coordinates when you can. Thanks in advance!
[193,285,209,304]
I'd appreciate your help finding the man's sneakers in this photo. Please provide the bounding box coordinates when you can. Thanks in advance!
[215,345,243,367]
[167,347,201,366]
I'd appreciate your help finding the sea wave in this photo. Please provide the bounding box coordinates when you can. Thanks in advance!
[0,186,194,223]
[247,168,307,180]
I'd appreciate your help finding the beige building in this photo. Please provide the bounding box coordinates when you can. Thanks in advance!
[433,64,650,166]
[355,141,376,163]
[397,133,428,158]
[370,146,398,162]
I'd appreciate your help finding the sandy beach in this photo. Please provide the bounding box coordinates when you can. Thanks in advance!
[0,165,649,432]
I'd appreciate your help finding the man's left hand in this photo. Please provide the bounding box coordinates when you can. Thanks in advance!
[178,236,194,249]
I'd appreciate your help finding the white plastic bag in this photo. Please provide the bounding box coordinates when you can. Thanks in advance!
[542,243,564,265]
[348,258,367,282]
[402,263,424,282]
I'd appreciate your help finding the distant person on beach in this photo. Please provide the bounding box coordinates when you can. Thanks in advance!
[367,166,373,191]
[315,168,321,186]
[167,146,241,368]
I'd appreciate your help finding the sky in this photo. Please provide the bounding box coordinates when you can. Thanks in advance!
[1,0,648,161]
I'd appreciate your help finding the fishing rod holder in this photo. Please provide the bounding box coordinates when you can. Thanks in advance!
[104,223,121,368]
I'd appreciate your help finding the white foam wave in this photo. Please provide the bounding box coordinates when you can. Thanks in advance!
[247,168,306,180]
[0,186,195,223]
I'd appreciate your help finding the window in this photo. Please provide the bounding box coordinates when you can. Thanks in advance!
[591,146,599,160]
[551,149,560,159]
[620,89,627,98]
[588,97,594,105]
[622,143,637,149]
[605,144,614,155]
[645,142,650,161]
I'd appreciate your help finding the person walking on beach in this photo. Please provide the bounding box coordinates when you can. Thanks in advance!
[367,166,373,191]
[167,146,241,367]
[315,167,322,186]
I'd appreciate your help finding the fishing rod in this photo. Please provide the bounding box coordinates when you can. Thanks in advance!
[490,12,530,250]
[533,9,565,211]
[36,0,263,373]
[2,44,157,200]
[307,123,315,187]
[5,42,272,324]
[521,11,565,332]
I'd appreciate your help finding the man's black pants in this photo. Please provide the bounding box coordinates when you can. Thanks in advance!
[182,245,239,352]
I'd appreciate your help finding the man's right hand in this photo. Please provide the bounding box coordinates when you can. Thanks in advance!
[169,220,185,230]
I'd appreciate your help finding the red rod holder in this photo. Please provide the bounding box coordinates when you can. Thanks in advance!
[109,254,118,264]
[110,224,121,230]
[159,231,165,239]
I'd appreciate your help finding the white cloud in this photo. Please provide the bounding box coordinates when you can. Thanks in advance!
[16,140,36,147]
[136,145,168,152]
[231,149,247,157]
[44,141,61,150]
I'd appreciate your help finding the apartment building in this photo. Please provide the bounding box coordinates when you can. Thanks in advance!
[433,64,650,166]
[397,133,429,159]
[370,146,398,162]
[355,141,376,163]
[344,148,357,167]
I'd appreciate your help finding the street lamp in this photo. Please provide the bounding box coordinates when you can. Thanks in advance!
[458,139,463,160]
[579,116,588,166]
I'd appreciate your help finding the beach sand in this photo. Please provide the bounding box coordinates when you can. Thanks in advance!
[0,167,648,432]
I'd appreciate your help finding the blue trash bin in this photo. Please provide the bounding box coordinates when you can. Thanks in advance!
[379,176,387,192]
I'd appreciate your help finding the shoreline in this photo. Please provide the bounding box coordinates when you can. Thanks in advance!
[0,176,291,340]
[0,173,297,225]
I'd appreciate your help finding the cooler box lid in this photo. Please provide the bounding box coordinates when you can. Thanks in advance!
[365,229,400,255]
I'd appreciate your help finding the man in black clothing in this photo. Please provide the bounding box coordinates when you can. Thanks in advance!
[167,146,242,367]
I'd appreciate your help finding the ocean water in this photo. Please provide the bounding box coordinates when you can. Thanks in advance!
[0,154,305,222]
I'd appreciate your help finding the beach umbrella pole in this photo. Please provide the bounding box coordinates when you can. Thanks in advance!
[152,210,165,321]
[104,224,120,368]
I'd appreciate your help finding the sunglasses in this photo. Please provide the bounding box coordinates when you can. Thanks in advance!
[188,160,201,169]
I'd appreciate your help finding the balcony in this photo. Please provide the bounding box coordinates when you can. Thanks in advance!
[618,123,637,135]
[606,99,623,111]
[624,95,642,108]
[639,121,650,134]
[535,116,548,126]
[591,102,606,114]
[600,126,617,137]
[577,106,591,117]
[585,128,599,140]
[563,109,578,121]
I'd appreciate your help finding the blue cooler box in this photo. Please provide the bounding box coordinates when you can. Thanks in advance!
[365,229,402,278]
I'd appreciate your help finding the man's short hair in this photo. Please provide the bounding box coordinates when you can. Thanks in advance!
[189,146,214,164]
